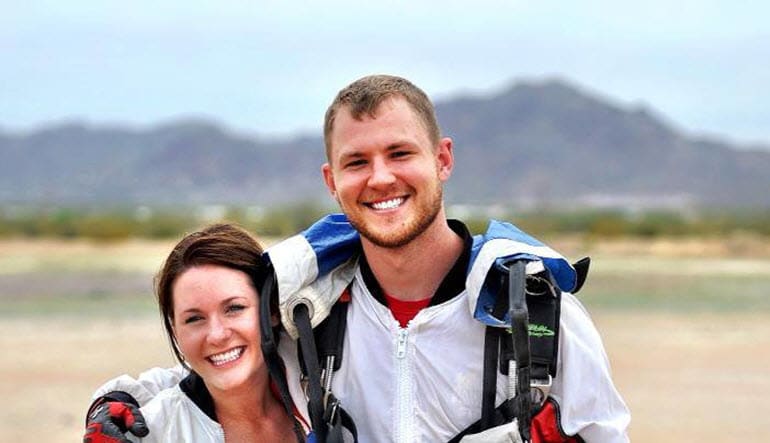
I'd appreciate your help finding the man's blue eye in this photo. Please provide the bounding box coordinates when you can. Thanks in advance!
[345,159,366,168]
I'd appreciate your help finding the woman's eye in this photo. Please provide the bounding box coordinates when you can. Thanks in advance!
[227,304,246,313]
[184,315,202,324]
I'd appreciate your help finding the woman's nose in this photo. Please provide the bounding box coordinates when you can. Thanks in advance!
[206,317,232,344]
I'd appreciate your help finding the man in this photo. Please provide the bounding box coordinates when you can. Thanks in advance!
[85,75,629,442]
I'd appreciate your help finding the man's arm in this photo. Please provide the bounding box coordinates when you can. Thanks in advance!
[91,365,189,405]
[84,366,188,442]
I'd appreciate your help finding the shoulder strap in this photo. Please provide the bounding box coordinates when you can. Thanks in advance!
[294,289,357,443]
[259,269,307,443]
[311,290,351,373]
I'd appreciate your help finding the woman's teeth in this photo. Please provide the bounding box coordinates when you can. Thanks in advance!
[208,347,243,366]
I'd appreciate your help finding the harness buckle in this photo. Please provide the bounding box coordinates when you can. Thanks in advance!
[323,395,340,426]
[530,375,552,406]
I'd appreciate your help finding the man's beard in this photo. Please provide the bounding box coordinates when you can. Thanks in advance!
[346,185,443,249]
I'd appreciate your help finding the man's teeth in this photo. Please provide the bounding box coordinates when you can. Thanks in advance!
[371,198,404,210]
[209,347,243,366]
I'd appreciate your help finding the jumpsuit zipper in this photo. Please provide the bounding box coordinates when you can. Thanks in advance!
[395,327,413,442]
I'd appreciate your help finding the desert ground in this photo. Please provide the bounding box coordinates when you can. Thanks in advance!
[1,236,769,442]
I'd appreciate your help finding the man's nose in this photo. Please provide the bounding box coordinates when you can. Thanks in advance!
[367,157,396,188]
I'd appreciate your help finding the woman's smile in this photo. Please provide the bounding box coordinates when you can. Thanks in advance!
[207,346,245,367]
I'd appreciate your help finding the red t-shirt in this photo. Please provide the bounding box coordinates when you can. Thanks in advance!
[384,293,432,328]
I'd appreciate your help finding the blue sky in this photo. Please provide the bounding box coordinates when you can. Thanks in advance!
[2,1,768,145]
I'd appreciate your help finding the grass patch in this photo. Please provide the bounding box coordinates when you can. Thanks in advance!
[580,273,770,312]
[2,239,769,317]
[0,293,158,318]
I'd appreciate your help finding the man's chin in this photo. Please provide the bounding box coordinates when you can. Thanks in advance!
[357,222,419,249]
[349,203,442,249]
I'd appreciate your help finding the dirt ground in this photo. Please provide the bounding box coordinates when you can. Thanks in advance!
[1,238,769,442]
[2,311,769,442]
[593,310,770,442]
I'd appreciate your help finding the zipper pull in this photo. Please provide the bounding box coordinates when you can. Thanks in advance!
[397,329,408,359]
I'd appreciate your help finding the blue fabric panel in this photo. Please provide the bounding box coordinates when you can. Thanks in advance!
[302,213,361,276]
[471,220,577,327]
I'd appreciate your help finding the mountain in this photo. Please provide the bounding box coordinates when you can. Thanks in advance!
[2,78,769,209]
[0,119,326,205]
[436,79,770,209]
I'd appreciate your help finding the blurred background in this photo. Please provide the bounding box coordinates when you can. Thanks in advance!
[1,1,769,441]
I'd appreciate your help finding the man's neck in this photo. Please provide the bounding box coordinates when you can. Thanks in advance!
[361,217,464,302]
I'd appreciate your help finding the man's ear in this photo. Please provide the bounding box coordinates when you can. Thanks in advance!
[436,137,454,181]
[322,163,338,198]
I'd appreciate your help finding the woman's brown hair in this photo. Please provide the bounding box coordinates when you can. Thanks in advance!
[155,223,266,367]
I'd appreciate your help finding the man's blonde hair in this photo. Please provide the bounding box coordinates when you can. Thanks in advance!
[323,74,441,160]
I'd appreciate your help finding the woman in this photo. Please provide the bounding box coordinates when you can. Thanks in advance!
[130,223,309,442]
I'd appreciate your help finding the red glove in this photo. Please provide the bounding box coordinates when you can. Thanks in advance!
[84,399,149,443]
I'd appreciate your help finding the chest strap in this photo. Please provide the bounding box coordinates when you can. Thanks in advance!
[294,288,357,443]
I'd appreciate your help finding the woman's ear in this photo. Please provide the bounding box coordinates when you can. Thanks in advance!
[270,313,280,328]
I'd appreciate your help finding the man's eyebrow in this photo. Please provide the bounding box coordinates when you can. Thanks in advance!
[340,151,365,159]
[386,142,408,151]
[336,151,366,165]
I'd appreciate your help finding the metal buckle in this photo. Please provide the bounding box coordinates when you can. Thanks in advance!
[323,395,340,425]
[525,274,556,297]
[288,298,315,323]
[530,375,552,405]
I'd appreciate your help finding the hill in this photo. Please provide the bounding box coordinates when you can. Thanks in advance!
[2,78,769,209]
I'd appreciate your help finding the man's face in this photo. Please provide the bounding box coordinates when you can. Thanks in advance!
[322,97,453,248]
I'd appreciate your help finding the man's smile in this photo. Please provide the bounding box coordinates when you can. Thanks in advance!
[365,197,407,211]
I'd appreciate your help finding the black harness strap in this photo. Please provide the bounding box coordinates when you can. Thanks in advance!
[294,303,327,443]
[480,269,512,429]
[313,294,349,372]
[508,260,532,442]
[481,326,502,430]
[258,270,306,443]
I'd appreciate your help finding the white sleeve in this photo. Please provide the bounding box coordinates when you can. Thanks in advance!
[92,365,189,406]
[550,293,631,442]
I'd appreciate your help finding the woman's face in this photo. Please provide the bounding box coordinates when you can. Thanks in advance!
[172,264,264,395]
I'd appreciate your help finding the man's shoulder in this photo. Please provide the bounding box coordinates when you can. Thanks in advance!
[140,384,186,414]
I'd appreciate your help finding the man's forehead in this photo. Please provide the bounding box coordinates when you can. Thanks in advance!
[342,94,406,121]
[333,102,424,143]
